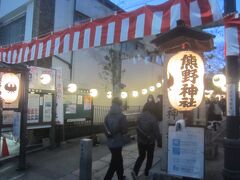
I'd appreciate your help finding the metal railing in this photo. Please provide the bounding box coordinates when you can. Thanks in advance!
[64,105,142,140]
[93,105,142,125]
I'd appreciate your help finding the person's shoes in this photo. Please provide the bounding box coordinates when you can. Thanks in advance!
[131,171,137,180]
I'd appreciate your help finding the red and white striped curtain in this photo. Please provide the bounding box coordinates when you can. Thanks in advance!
[0,0,222,64]
[224,14,240,56]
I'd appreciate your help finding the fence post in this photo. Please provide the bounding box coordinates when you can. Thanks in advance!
[79,138,92,180]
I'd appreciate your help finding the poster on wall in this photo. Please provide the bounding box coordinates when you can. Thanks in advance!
[55,68,64,124]
[77,95,83,105]
[29,66,56,91]
[84,96,92,110]
[43,94,52,122]
[64,94,77,104]
[2,110,15,124]
[66,104,77,114]
[27,93,40,123]
[168,126,204,179]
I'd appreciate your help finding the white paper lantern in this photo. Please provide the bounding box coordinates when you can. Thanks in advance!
[212,74,226,88]
[90,89,98,97]
[106,91,112,99]
[221,85,226,92]
[1,73,20,103]
[132,91,139,97]
[121,92,128,99]
[40,73,51,85]
[156,82,162,88]
[142,89,148,95]
[149,86,155,92]
[167,51,204,111]
[67,83,77,93]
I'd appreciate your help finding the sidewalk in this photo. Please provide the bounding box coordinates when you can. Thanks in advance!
[73,143,161,180]
[0,138,224,180]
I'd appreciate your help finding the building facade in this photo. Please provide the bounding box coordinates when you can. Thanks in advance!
[0,0,163,107]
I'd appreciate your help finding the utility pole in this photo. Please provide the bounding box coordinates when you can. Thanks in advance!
[223,1,240,180]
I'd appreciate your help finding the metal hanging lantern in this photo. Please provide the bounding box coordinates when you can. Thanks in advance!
[167,51,204,111]
[0,73,20,103]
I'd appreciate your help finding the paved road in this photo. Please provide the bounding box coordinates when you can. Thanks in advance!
[0,138,224,180]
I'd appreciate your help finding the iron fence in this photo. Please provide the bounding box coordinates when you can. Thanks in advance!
[63,105,142,140]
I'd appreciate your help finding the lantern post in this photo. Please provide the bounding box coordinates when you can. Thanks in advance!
[223,0,240,180]
[0,63,29,170]
[18,70,29,170]
[152,20,214,179]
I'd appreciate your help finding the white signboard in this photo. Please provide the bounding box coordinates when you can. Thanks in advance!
[43,94,52,122]
[55,68,64,124]
[27,93,40,123]
[227,84,236,116]
[168,126,204,179]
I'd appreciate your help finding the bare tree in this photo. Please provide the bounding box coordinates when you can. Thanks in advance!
[99,48,124,98]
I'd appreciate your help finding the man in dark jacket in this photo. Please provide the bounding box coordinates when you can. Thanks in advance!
[132,103,162,178]
[104,97,128,180]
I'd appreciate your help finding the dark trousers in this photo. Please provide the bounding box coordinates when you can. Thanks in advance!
[133,143,155,176]
[104,147,124,180]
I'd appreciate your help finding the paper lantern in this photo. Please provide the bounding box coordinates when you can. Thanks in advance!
[121,92,128,99]
[149,86,155,92]
[132,91,139,97]
[212,74,226,88]
[221,85,226,92]
[106,91,112,99]
[67,83,77,93]
[40,73,51,85]
[156,82,162,88]
[142,89,148,95]
[1,73,20,103]
[167,51,204,111]
[90,89,98,97]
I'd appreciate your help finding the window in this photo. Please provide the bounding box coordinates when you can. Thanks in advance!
[0,15,26,46]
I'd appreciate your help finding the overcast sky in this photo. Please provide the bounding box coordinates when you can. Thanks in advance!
[110,0,240,12]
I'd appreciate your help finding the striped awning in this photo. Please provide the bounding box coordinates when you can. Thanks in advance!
[0,0,222,64]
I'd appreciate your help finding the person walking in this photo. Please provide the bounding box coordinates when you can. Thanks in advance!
[155,94,163,122]
[104,97,128,180]
[143,94,157,118]
[131,103,162,179]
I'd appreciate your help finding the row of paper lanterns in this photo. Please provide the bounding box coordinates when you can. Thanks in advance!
[107,82,162,99]
[67,82,162,99]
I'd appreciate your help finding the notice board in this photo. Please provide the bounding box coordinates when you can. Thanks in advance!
[168,126,204,179]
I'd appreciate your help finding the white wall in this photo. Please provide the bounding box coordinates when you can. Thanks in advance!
[52,56,71,86]
[54,0,116,31]
[69,47,162,106]
[54,0,74,31]
[24,1,34,41]
[0,0,30,18]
